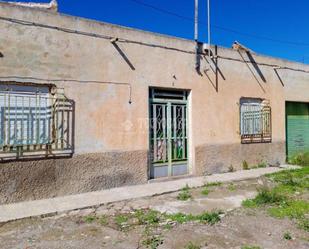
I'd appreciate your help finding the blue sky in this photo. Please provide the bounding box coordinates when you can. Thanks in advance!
[5,0,309,63]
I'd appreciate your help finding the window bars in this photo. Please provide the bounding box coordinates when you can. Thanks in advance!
[240,98,271,143]
[0,86,74,158]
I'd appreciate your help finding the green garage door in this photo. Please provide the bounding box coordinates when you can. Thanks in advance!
[286,102,309,159]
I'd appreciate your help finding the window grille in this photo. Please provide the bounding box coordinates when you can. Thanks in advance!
[0,84,74,158]
[240,98,271,143]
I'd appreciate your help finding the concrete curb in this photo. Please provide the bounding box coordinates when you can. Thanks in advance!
[0,165,299,223]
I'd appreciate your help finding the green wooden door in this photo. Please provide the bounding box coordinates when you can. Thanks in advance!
[286,102,309,159]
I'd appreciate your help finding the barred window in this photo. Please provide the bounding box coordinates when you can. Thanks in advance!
[240,98,271,143]
[0,84,74,158]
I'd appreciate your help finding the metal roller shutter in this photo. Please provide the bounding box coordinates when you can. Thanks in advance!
[286,102,309,159]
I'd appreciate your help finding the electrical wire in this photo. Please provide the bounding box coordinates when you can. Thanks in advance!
[129,0,309,47]
[0,76,133,104]
[0,16,194,54]
[0,15,309,74]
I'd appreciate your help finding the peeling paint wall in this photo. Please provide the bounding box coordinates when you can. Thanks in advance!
[0,2,309,203]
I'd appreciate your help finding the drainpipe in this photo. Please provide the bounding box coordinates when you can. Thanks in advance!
[194,0,199,70]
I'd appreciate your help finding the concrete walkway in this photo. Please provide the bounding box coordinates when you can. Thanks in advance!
[0,165,299,223]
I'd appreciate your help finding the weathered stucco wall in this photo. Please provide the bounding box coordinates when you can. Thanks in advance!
[0,2,309,203]
[0,150,147,204]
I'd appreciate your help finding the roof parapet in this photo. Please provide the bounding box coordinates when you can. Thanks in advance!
[7,0,58,12]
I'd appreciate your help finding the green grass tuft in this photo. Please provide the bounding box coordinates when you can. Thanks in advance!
[242,160,249,170]
[245,167,309,231]
[166,212,195,224]
[298,218,309,232]
[228,165,235,172]
[201,187,210,196]
[283,232,292,240]
[197,211,222,225]
[99,215,108,225]
[166,211,222,225]
[203,182,222,187]
[257,162,267,168]
[227,183,237,191]
[268,200,309,219]
[241,246,261,249]
[83,215,96,223]
[142,234,164,249]
[289,151,309,166]
[134,209,160,225]
[177,184,192,201]
[184,241,201,249]
[242,199,258,208]
[114,214,129,227]
[266,167,309,193]
[242,187,287,208]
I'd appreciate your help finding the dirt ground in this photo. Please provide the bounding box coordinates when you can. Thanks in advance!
[0,178,308,249]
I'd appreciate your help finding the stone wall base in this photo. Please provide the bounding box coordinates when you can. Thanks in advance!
[195,141,286,175]
[0,150,148,204]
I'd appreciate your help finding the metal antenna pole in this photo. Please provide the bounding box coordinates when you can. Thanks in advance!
[194,0,198,42]
[194,0,199,70]
[207,0,211,58]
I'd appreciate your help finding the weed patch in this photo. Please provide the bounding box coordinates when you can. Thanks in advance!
[142,233,164,249]
[266,167,309,194]
[79,207,222,247]
[244,167,309,231]
[289,151,309,166]
[283,232,292,240]
[242,199,258,208]
[242,160,249,170]
[99,215,108,225]
[177,185,192,201]
[203,182,222,187]
[184,241,201,249]
[166,213,195,224]
[227,183,237,191]
[228,165,234,172]
[241,246,261,249]
[242,188,286,207]
[268,200,309,219]
[201,187,210,196]
[166,211,222,225]
[197,211,222,224]
[83,215,96,223]
[298,218,309,232]
[114,214,130,229]
[134,209,160,225]
[257,162,267,168]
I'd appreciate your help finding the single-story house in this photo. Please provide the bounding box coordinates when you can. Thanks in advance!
[0,2,309,204]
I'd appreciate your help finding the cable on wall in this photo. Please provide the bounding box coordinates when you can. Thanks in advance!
[1,16,309,75]
[0,16,194,55]
[0,76,133,104]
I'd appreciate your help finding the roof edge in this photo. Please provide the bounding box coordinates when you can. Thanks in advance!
[4,0,57,12]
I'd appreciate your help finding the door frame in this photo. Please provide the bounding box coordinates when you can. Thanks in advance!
[148,87,190,179]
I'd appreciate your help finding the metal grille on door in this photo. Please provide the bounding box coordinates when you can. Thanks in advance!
[150,89,188,179]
